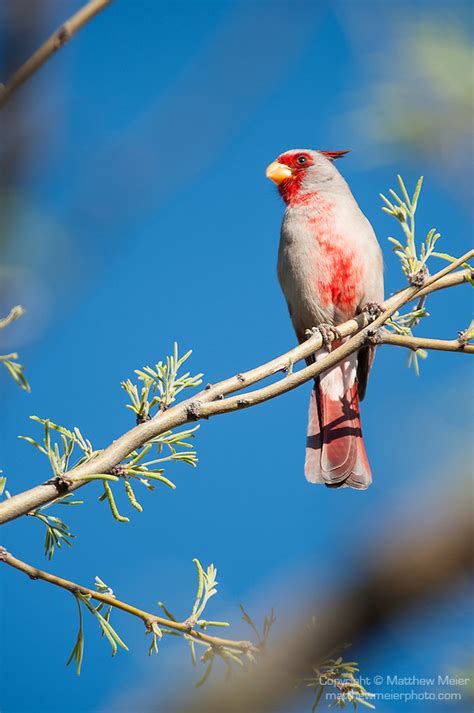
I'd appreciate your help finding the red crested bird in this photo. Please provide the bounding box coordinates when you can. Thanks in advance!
[266,149,384,489]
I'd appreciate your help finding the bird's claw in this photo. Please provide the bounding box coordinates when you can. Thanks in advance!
[306,324,342,351]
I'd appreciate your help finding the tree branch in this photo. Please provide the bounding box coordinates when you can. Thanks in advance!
[0,547,257,654]
[0,253,471,524]
[380,332,474,353]
[0,0,112,109]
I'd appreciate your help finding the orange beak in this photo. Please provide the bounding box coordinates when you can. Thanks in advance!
[265,161,292,184]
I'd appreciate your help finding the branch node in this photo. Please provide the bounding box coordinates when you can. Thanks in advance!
[365,328,383,346]
[48,474,72,494]
[182,616,197,632]
[241,640,254,652]
[0,546,8,561]
[237,399,250,408]
[56,25,72,48]
[186,402,202,421]
[457,330,470,347]
[408,265,429,287]
[145,615,160,632]
[111,464,128,478]
[236,373,246,384]
[204,383,213,390]
[136,413,151,425]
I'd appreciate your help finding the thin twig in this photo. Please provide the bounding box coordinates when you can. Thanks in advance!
[380,333,474,353]
[0,547,257,654]
[0,255,472,524]
[0,0,112,109]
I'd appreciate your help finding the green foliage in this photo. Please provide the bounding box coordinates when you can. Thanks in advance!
[97,425,199,522]
[67,578,128,676]
[386,309,429,376]
[381,175,472,281]
[146,619,163,657]
[0,306,30,391]
[240,604,275,652]
[382,175,430,279]
[381,174,473,374]
[157,560,266,686]
[28,493,83,560]
[65,560,265,686]
[191,559,219,620]
[122,343,203,422]
[102,345,202,521]
[0,353,30,391]
[67,592,85,675]
[301,642,375,711]
[459,319,474,344]
[19,416,99,478]
[19,409,198,529]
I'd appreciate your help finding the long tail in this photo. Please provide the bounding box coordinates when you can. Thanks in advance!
[304,352,372,490]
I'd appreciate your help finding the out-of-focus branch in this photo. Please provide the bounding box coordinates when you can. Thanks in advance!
[0,0,112,109]
[0,547,257,654]
[0,253,471,525]
[171,488,473,713]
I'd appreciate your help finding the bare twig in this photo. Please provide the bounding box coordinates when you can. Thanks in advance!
[0,0,112,109]
[380,333,474,353]
[0,547,257,654]
[0,254,471,524]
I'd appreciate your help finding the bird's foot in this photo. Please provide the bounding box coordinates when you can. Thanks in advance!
[305,324,342,351]
[362,302,384,320]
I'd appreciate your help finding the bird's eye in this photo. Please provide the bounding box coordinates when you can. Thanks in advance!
[296,155,308,165]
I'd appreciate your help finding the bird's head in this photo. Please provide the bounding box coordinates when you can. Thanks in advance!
[266,149,350,205]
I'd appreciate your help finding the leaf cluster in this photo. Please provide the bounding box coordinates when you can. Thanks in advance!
[97,425,199,523]
[302,642,375,711]
[19,416,99,478]
[67,577,128,675]
[122,343,203,422]
[28,493,83,560]
[381,174,473,373]
[0,306,30,391]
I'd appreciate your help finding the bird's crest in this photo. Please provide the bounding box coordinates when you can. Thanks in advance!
[320,150,351,161]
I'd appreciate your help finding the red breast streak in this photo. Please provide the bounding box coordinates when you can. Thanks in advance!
[306,202,362,318]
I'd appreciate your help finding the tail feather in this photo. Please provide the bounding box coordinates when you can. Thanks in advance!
[304,358,372,490]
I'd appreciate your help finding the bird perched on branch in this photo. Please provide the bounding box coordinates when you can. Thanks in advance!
[266,149,383,489]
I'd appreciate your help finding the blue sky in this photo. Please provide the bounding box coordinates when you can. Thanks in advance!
[1,1,473,712]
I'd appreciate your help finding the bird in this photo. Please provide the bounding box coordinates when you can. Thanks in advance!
[266,149,384,489]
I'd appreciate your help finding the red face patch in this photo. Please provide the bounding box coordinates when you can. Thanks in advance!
[278,151,314,170]
[275,152,315,205]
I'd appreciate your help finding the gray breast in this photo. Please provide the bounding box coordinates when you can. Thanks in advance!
[277,209,335,334]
